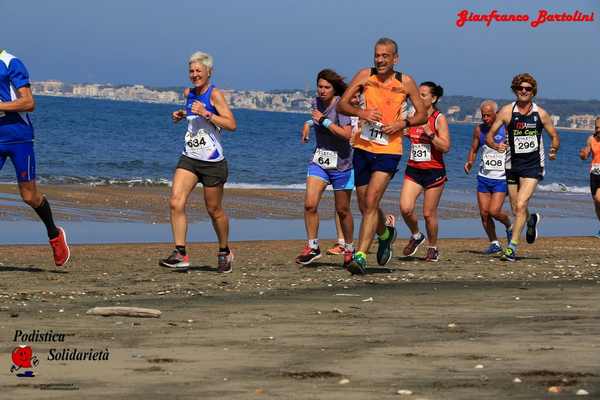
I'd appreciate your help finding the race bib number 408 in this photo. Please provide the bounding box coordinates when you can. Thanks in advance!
[514,135,538,154]
[313,148,338,170]
[482,152,505,171]
[360,122,389,145]
[591,163,600,175]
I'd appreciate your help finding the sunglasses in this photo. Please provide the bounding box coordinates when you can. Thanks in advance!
[516,85,534,93]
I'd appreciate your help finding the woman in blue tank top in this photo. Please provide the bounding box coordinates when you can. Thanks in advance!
[159,51,237,273]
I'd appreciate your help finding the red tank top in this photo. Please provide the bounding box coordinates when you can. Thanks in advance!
[406,111,445,169]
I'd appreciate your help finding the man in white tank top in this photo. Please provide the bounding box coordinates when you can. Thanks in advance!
[464,100,512,254]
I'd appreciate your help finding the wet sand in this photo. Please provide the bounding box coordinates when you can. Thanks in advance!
[0,184,484,223]
[1,237,599,399]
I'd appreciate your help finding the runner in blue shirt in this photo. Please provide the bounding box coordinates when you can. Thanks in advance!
[0,50,69,266]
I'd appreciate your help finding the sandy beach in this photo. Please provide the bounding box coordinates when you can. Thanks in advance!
[1,235,599,399]
[1,184,599,399]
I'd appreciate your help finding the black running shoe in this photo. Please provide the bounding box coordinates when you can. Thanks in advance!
[526,213,541,244]
[403,232,425,256]
[295,246,322,265]
[159,250,190,269]
[376,226,397,266]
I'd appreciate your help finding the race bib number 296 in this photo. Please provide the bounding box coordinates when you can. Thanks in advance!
[514,135,538,154]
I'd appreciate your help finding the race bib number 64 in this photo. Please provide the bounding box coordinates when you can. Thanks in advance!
[313,148,338,170]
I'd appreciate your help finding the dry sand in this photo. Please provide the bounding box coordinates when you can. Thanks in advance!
[1,237,599,399]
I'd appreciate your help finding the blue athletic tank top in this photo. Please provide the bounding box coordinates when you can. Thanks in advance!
[182,85,224,162]
[185,85,218,116]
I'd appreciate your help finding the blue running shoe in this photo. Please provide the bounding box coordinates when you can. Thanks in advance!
[595,229,600,239]
[376,226,397,266]
[484,242,503,254]
[500,246,517,262]
[347,254,367,275]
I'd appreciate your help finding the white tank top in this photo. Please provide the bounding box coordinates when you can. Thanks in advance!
[478,124,507,180]
[183,116,224,162]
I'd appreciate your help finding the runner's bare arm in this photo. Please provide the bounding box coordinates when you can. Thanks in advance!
[486,104,511,151]
[0,86,34,112]
[325,123,353,140]
[337,69,377,121]
[464,125,481,174]
[579,136,592,160]
[403,75,427,127]
[209,88,237,131]
[301,122,311,143]
[172,89,189,123]
[539,107,559,160]
[431,113,450,153]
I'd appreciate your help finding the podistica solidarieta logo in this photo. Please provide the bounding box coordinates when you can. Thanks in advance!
[10,345,39,377]
[9,329,111,378]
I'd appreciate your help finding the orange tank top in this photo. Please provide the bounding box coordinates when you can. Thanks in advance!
[590,137,600,174]
[353,69,407,155]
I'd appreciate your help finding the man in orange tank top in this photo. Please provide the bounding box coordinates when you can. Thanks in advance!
[579,117,600,238]
[338,38,427,275]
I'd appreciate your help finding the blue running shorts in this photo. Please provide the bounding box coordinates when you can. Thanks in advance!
[477,175,507,193]
[307,163,354,191]
[352,148,402,187]
[0,142,36,182]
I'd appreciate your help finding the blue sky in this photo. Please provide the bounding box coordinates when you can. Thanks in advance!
[2,0,599,99]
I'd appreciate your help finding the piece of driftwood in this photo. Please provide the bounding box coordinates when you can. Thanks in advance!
[86,307,161,318]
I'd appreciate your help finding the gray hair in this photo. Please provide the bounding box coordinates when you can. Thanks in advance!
[188,51,213,69]
[480,100,498,113]
[375,37,398,55]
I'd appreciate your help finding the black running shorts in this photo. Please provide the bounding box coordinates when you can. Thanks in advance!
[506,167,544,185]
[404,165,447,189]
[591,173,600,197]
[176,155,228,187]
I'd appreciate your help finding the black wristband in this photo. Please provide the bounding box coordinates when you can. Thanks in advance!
[403,119,410,128]
[318,116,327,125]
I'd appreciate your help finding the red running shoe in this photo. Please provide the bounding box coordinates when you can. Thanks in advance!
[343,249,354,268]
[326,243,345,255]
[49,227,70,266]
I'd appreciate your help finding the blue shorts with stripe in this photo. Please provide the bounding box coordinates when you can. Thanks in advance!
[307,163,354,191]
[477,175,507,193]
[0,141,36,182]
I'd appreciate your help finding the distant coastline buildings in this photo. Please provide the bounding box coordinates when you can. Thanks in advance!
[31,80,598,130]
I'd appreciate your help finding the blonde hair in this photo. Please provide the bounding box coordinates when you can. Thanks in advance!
[188,51,213,69]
